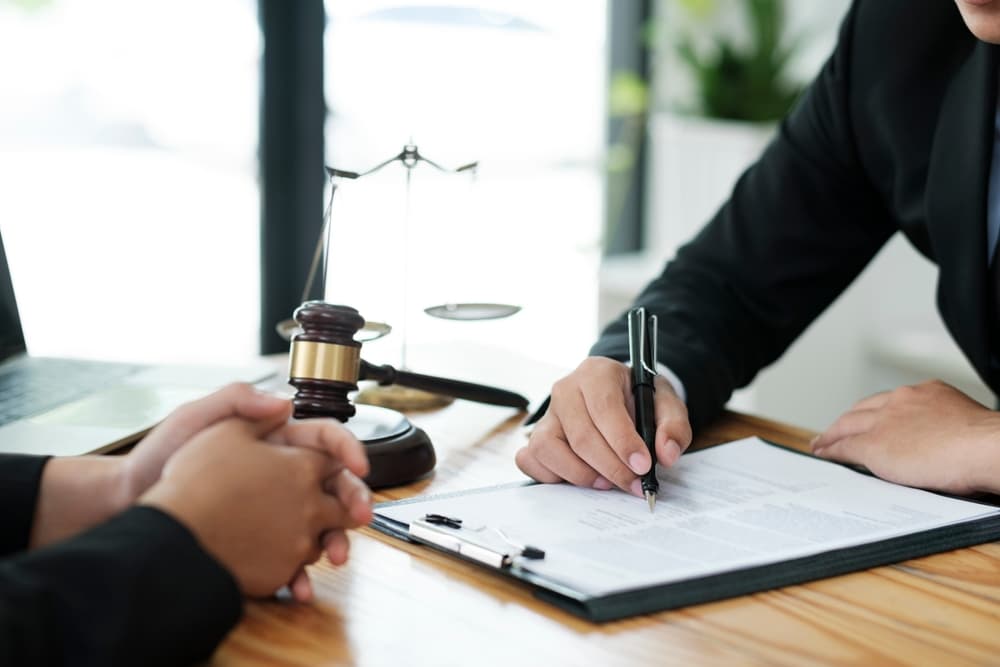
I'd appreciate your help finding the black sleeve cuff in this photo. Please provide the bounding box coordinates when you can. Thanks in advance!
[0,505,242,666]
[0,454,50,556]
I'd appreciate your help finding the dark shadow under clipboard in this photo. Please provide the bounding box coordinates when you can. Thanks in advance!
[369,439,1000,623]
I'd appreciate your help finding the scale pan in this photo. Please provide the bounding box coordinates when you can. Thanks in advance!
[423,303,521,321]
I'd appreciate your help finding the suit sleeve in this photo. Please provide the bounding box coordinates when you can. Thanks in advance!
[0,454,50,557]
[0,505,243,667]
[592,0,896,429]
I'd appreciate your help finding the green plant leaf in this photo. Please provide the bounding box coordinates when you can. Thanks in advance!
[2,0,54,10]
[673,0,803,122]
[675,37,704,73]
[609,71,649,117]
[677,0,718,20]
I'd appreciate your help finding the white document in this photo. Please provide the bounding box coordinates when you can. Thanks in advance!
[376,437,1000,596]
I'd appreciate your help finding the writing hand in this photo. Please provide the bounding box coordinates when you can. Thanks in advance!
[811,380,1000,495]
[515,357,691,495]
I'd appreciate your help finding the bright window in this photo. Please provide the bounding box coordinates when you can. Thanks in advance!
[323,1,608,371]
[0,0,261,364]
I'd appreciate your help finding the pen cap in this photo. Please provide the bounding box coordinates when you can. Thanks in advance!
[288,301,364,421]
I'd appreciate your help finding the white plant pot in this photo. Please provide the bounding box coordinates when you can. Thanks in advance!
[645,111,777,259]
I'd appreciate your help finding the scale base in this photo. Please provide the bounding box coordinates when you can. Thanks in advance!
[355,384,454,411]
[344,404,436,489]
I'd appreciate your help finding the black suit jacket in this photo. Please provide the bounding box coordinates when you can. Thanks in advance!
[592,0,1000,429]
[0,454,242,666]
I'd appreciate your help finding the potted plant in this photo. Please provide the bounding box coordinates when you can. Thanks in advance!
[674,0,803,122]
[646,0,806,257]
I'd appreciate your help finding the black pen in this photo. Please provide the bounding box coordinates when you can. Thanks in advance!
[627,307,659,512]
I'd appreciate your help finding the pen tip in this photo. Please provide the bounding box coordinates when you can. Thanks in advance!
[645,491,656,513]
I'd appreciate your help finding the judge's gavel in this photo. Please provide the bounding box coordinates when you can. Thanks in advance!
[287,301,529,422]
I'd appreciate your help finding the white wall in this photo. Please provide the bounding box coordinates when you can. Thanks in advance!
[750,237,991,432]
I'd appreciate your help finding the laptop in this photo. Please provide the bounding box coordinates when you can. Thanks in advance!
[0,229,277,456]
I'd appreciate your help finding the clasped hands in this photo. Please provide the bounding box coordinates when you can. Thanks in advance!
[517,357,1000,497]
[32,383,373,603]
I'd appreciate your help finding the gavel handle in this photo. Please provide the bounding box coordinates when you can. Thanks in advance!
[359,360,529,410]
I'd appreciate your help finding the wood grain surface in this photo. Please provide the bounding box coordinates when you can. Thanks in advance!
[210,396,1000,667]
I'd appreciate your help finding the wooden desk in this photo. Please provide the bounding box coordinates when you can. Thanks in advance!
[211,401,1000,666]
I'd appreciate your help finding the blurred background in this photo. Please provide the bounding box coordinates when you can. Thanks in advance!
[1,0,987,430]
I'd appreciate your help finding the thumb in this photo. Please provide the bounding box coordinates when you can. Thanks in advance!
[244,407,293,439]
[216,408,293,442]
[162,383,291,445]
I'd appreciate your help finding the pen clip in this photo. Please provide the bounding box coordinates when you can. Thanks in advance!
[627,308,659,382]
[645,314,658,378]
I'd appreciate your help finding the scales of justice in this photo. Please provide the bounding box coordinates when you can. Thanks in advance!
[278,143,528,489]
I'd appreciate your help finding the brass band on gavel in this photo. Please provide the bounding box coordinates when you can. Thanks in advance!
[289,341,360,384]
[287,302,365,422]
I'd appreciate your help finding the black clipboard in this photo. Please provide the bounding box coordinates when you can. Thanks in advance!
[369,440,1000,623]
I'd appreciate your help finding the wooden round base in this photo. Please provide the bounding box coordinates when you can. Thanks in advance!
[339,404,436,488]
[363,422,436,489]
[355,384,454,411]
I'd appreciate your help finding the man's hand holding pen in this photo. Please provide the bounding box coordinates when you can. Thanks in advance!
[515,334,693,498]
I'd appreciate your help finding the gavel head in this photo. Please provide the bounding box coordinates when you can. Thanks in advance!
[287,301,365,421]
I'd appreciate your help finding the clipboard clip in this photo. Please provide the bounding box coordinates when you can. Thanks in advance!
[424,513,462,529]
[410,514,545,569]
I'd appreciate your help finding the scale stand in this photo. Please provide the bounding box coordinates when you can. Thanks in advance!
[324,144,477,411]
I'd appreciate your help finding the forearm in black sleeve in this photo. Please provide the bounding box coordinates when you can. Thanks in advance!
[592,0,895,430]
[0,506,242,667]
[0,454,50,557]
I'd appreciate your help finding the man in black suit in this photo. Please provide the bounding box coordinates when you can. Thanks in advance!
[0,383,373,666]
[518,0,1000,496]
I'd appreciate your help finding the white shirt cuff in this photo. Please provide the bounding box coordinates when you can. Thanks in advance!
[655,362,687,404]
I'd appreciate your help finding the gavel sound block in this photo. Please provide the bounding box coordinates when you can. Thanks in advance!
[287,301,436,489]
